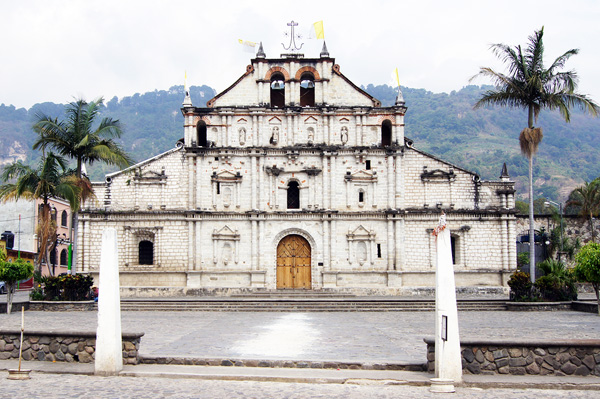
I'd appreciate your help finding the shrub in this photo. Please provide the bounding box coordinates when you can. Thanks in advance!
[508,271,533,301]
[33,274,94,301]
[574,242,600,314]
[535,259,578,301]
[517,253,530,270]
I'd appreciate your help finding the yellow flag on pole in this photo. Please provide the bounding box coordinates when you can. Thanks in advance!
[393,68,401,89]
[312,21,325,39]
[238,39,257,53]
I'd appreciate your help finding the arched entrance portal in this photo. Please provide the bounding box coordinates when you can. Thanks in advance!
[276,235,311,289]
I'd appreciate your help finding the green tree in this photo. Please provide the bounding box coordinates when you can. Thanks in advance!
[32,98,133,273]
[566,180,600,242]
[574,242,600,315]
[0,252,34,315]
[471,27,600,283]
[0,153,85,274]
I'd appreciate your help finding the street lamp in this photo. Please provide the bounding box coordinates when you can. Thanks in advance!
[544,200,563,261]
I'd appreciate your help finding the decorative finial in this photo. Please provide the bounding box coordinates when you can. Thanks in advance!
[183,89,192,107]
[256,42,266,58]
[320,41,329,58]
[395,86,405,105]
[500,163,510,180]
[281,20,303,52]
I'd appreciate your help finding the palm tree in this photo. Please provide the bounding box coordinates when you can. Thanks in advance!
[0,153,84,274]
[32,98,133,273]
[471,27,600,283]
[567,181,600,242]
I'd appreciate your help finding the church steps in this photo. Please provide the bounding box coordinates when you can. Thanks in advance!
[119,299,508,312]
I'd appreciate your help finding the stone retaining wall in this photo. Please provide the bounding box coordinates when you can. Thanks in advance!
[0,330,144,365]
[425,338,600,377]
[28,301,97,311]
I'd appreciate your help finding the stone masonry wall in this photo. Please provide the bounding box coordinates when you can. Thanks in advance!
[0,330,144,365]
[425,338,600,376]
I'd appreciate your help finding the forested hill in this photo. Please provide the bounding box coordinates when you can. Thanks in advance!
[1,84,599,201]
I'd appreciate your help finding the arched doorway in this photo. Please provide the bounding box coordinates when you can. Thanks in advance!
[276,235,311,289]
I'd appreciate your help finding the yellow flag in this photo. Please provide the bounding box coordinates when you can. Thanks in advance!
[393,68,401,88]
[238,39,257,53]
[313,21,324,39]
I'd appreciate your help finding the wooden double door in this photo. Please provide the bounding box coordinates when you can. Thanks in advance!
[276,235,311,289]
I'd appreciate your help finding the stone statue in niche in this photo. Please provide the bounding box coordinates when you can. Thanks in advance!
[307,127,314,145]
[239,128,246,145]
[341,126,349,145]
[270,126,279,145]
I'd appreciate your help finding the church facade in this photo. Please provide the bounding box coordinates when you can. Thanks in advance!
[78,44,517,295]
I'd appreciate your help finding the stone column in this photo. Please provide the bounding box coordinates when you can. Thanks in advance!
[387,154,394,208]
[258,219,264,270]
[395,156,402,209]
[195,220,202,270]
[395,220,404,271]
[251,156,257,210]
[323,219,330,270]
[330,156,336,209]
[501,216,508,271]
[196,156,202,210]
[251,219,258,270]
[188,221,195,271]
[95,228,122,376]
[330,219,337,267]
[258,156,263,210]
[387,219,394,270]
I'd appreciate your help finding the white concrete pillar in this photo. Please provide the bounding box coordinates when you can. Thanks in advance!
[433,215,462,385]
[195,156,202,209]
[95,228,122,376]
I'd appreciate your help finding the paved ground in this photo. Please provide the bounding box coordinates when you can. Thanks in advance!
[1,370,599,399]
[1,306,600,364]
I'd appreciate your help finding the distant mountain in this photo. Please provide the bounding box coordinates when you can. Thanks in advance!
[1,84,599,202]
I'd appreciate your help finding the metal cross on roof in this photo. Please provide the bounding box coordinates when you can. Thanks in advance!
[281,20,303,52]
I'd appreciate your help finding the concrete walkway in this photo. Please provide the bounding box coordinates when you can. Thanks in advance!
[2,308,600,365]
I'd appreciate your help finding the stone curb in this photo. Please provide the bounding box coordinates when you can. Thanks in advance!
[138,355,426,371]
[3,360,600,390]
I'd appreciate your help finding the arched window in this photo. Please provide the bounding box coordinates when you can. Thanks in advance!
[60,249,68,266]
[287,181,300,209]
[61,210,68,227]
[50,248,57,266]
[300,72,315,107]
[139,240,154,265]
[197,121,208,147]
[270,73,285,108]
[51,207,57,223]
[381,120,392,146]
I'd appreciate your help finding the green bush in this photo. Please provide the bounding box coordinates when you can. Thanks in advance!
[535,259,578,301]
[508,271,533,301]
[33,274,94,301]
[517,253,530,270]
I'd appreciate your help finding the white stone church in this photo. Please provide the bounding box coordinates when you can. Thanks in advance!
[78,42,517,296]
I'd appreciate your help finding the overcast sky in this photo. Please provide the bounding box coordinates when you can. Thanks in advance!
[1,0,599,109]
